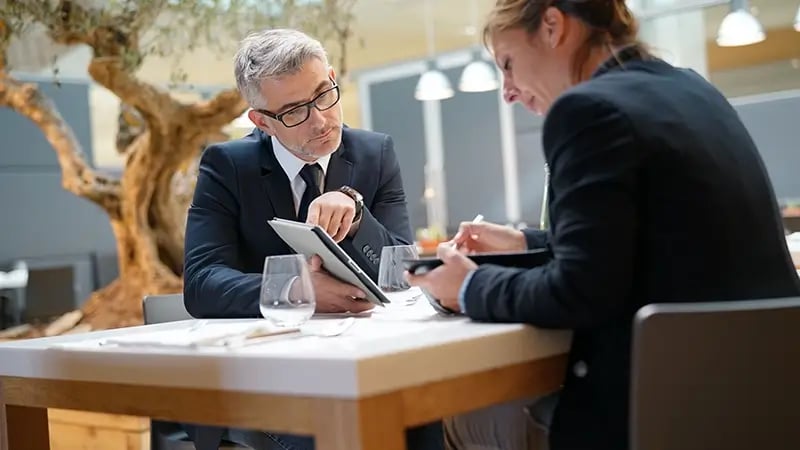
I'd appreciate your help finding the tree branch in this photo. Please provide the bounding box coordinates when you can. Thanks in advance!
[87,55,175,123]
[188,87,248,129]
[0,73,122,218]
[32,1,178,121]
[0,18,9,72]
[127,0,169,36]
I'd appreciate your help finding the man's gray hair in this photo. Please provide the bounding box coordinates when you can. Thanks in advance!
[234,28,329,109]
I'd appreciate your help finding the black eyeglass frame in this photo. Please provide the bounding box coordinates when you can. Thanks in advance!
[255,78,340,128]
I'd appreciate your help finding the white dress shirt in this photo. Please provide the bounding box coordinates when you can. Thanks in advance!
[271,137,332,215]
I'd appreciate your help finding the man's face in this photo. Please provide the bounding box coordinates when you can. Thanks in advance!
[249,58,343,161]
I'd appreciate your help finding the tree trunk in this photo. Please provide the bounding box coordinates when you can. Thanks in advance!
[80,219,182,330]
[79,128,217,330]
[0,0,363,336]
[0,40,245,335]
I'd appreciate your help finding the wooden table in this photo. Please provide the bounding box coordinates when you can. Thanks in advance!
[0,300,570,450]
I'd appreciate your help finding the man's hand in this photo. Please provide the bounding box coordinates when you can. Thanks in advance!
[405,245,477,312]
[306,192,357,242]
[449,221,526,254]
[307,255,373,313]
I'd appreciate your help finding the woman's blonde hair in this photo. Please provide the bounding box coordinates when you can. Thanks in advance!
[483,0,644,80]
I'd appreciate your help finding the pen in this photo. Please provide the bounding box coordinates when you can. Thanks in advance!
[452,214,484,250]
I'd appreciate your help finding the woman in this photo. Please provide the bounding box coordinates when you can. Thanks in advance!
[408,1,800,449]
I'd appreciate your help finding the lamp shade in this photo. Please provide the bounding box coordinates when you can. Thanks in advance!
[415,69,454,101]
[458,60,499,92]
[716,9,765,47]
[794,5,800,32]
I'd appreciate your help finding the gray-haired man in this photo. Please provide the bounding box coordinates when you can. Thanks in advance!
[183,28,443,450]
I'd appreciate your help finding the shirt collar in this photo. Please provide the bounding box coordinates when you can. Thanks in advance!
[271,136,331,182]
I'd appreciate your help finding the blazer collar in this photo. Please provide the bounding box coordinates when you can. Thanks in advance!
[323,127,354,192]
[592,44,652,78]
[258,128,354,220]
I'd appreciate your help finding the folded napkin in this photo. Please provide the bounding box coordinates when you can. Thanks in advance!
[101,322,299,349]
[382,286,426,305]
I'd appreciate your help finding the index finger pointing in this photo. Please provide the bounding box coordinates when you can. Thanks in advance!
[306,203,320,225]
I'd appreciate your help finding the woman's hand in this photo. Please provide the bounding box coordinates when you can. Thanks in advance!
[449,221,527,254]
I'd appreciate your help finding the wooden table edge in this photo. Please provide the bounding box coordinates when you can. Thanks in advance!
[2,354,567,450]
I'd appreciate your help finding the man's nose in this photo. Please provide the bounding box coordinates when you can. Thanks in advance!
[306,106,326,127]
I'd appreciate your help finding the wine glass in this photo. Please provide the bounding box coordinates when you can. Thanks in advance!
[378,245,420,306]
[259,255,315,327]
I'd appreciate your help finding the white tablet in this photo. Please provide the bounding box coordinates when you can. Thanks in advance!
[267,218,389,307]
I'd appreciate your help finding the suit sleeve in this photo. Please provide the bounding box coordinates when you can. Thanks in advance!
[183,145,262,318]
[523,228,550,249]
[340,135,414,280]
[463,93,639,329]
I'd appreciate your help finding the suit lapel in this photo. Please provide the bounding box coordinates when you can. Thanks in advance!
[258,131,297,220]
[325,131,354,192]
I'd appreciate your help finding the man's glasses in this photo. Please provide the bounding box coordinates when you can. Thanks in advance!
[256,79,340,128]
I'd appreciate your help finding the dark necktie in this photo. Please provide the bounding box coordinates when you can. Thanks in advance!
[297,163,323,221]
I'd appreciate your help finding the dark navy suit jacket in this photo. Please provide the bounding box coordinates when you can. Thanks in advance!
[463,53,800,450]
[184,127,413,318]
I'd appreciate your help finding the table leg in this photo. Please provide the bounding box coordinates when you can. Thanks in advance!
[313,394,406,450]
[2,405,50,450]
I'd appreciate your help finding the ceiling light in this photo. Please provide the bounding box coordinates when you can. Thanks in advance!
[458,60,499,93]
[716,8,765,47]
[794,4,800,32]
[415,69,454,101]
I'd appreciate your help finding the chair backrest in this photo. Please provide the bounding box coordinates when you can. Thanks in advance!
[142,293,192,325]
[630,297,800,450]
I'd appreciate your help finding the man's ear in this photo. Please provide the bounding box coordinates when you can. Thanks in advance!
[328,66,337,82]
[248,109,275,135]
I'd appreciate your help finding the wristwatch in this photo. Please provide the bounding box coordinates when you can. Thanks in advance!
[338,186,364,222]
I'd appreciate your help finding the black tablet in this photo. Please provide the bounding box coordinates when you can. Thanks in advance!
[404,248,552,275]
[406,248,552,315]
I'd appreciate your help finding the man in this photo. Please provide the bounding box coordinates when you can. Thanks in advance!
[183,28,443,450]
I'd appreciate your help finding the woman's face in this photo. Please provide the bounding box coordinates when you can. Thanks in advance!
[490,8,577,115]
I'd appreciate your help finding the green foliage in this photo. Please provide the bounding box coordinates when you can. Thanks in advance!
[0,0,358,78]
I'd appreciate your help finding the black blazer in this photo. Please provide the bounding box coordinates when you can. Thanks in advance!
[184,127,413,318]
[463,53,800,449]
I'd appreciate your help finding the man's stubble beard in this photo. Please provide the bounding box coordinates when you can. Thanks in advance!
[293,125,342,161]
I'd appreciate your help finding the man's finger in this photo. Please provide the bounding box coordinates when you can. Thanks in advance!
[327,209,345,238]
[331,227,347,243]
[333,209,355,242]
[344,298,374,313]
[325,292,371,313]
[306,203,321,226]
[316,207,332,233]
[346,286,366,299]
[309,254,323,272]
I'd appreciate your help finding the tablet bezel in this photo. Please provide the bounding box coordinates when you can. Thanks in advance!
[267,218,390,307]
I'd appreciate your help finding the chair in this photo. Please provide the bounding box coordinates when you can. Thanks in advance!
[0,261,28,329]
[630,297,800,450]
[142,293,193,325]
[142,294,246,450]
